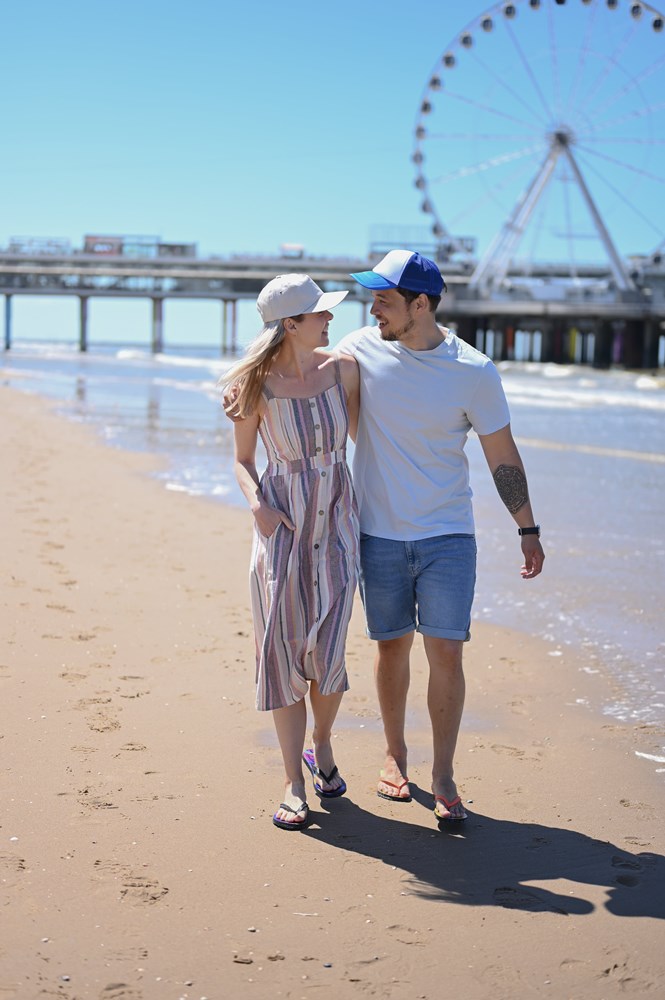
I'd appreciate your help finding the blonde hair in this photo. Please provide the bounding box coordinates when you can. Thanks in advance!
[219,319,289,419]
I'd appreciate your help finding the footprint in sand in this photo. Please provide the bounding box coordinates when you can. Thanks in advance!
[94,860,168,905]
[78,787,119,811]
[619,798,656,820]
[75,696,121,733]
[491,744,525,757]
[87,710,121,732]
[60,671,88,683]
[386,924,425,946]
[0,853,27,891]
[99,985,144,999]
[71,745,99,758]
[105,946,148,962]
[0,853,27,873]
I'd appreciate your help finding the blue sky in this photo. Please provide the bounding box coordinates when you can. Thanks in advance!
[3,0,664,346]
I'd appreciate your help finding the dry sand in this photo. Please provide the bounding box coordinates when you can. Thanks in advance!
[1,384,664,1000]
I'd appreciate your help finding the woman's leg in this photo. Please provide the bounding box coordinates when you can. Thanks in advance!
[308,681,345,793]
[272,698,308,824]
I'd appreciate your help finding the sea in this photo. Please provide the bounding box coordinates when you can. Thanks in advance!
[3,338,665,772]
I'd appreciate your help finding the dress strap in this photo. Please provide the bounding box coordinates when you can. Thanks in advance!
[261,381,275,401]
[333,356,342,385]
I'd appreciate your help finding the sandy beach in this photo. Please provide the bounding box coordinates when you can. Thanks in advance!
[2,383,664,1000]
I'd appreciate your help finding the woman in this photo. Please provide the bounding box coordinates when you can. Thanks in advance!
[221,273,359,831]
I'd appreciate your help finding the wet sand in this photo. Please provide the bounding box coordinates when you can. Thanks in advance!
[1,385,664,999]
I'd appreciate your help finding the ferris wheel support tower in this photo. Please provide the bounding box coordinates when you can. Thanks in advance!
[468,129,636,295]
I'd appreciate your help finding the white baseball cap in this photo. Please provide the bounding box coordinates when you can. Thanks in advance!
[257,273,348,323]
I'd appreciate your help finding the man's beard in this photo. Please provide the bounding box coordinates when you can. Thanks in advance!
[380,317,415,342]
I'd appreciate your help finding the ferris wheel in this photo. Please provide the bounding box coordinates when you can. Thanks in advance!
[412,0,665,293]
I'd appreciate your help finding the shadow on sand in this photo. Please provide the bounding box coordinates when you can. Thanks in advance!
[303,784,664,919]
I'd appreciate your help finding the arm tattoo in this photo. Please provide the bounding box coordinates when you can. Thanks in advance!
[493,464,528,514]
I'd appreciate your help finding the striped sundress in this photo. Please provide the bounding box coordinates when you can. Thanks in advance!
[250,359,359,711]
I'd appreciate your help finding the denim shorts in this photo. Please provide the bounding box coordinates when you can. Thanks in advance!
[359,532,477,642]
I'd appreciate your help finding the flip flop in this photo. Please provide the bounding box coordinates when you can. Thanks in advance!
[302,748,347,798]
[434,794,468,822]
[272,801,310,831]
[377,776,412,802]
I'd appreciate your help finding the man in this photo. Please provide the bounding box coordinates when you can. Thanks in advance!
[337,249,544,822]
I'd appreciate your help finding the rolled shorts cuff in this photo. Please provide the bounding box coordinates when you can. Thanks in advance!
[418,624,471,642]
[366,622,416,642]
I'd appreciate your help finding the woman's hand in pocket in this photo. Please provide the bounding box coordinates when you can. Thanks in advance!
[254,504,295,538]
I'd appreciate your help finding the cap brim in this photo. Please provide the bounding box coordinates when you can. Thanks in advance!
[310,289,349,313]
[350,270,397,289]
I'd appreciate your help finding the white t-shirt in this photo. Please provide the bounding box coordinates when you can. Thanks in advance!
[336,326,510,540]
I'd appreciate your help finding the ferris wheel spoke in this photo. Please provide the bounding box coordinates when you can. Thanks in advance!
[429,144,546,185]
[588,51,665,121]
[424,132,544,141]
[435,88,546,132]
[574,27,640,123]
[576,143,665,186]
[546,0,563,120]
[563,0,601,121]
[575,149,665,241]
[586,99,665,135]
[446,157,545,229]
[581,136,665,145]
[504,20,555,122]
[465,49,549,129]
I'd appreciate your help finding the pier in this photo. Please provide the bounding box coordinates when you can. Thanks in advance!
[1,234,664,367]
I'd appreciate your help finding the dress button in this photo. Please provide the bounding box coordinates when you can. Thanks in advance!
[316,447,321,453]
[318,510,324,516]
[314,424,320,430]
[310,400,316,407]
[314,543,319,549]
[321,471,326,477]
[314,581,318,587]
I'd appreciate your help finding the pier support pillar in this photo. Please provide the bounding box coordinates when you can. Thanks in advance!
[643,319,660,369]
[221,300,229,354]
[152,298,164,354]
[79,296,89,352]
[230,299,237,353]
[622,320,644,369]
[221,299,238,354]
[4,294,12,350]
[553,320,566,363]
[456,317,476,348]
[593,320,613,369]
[540,323,555,363]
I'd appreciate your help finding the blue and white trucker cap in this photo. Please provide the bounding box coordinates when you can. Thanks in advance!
[350,249,446,296]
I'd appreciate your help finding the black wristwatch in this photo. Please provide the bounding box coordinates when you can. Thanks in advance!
[518,525,541,537]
